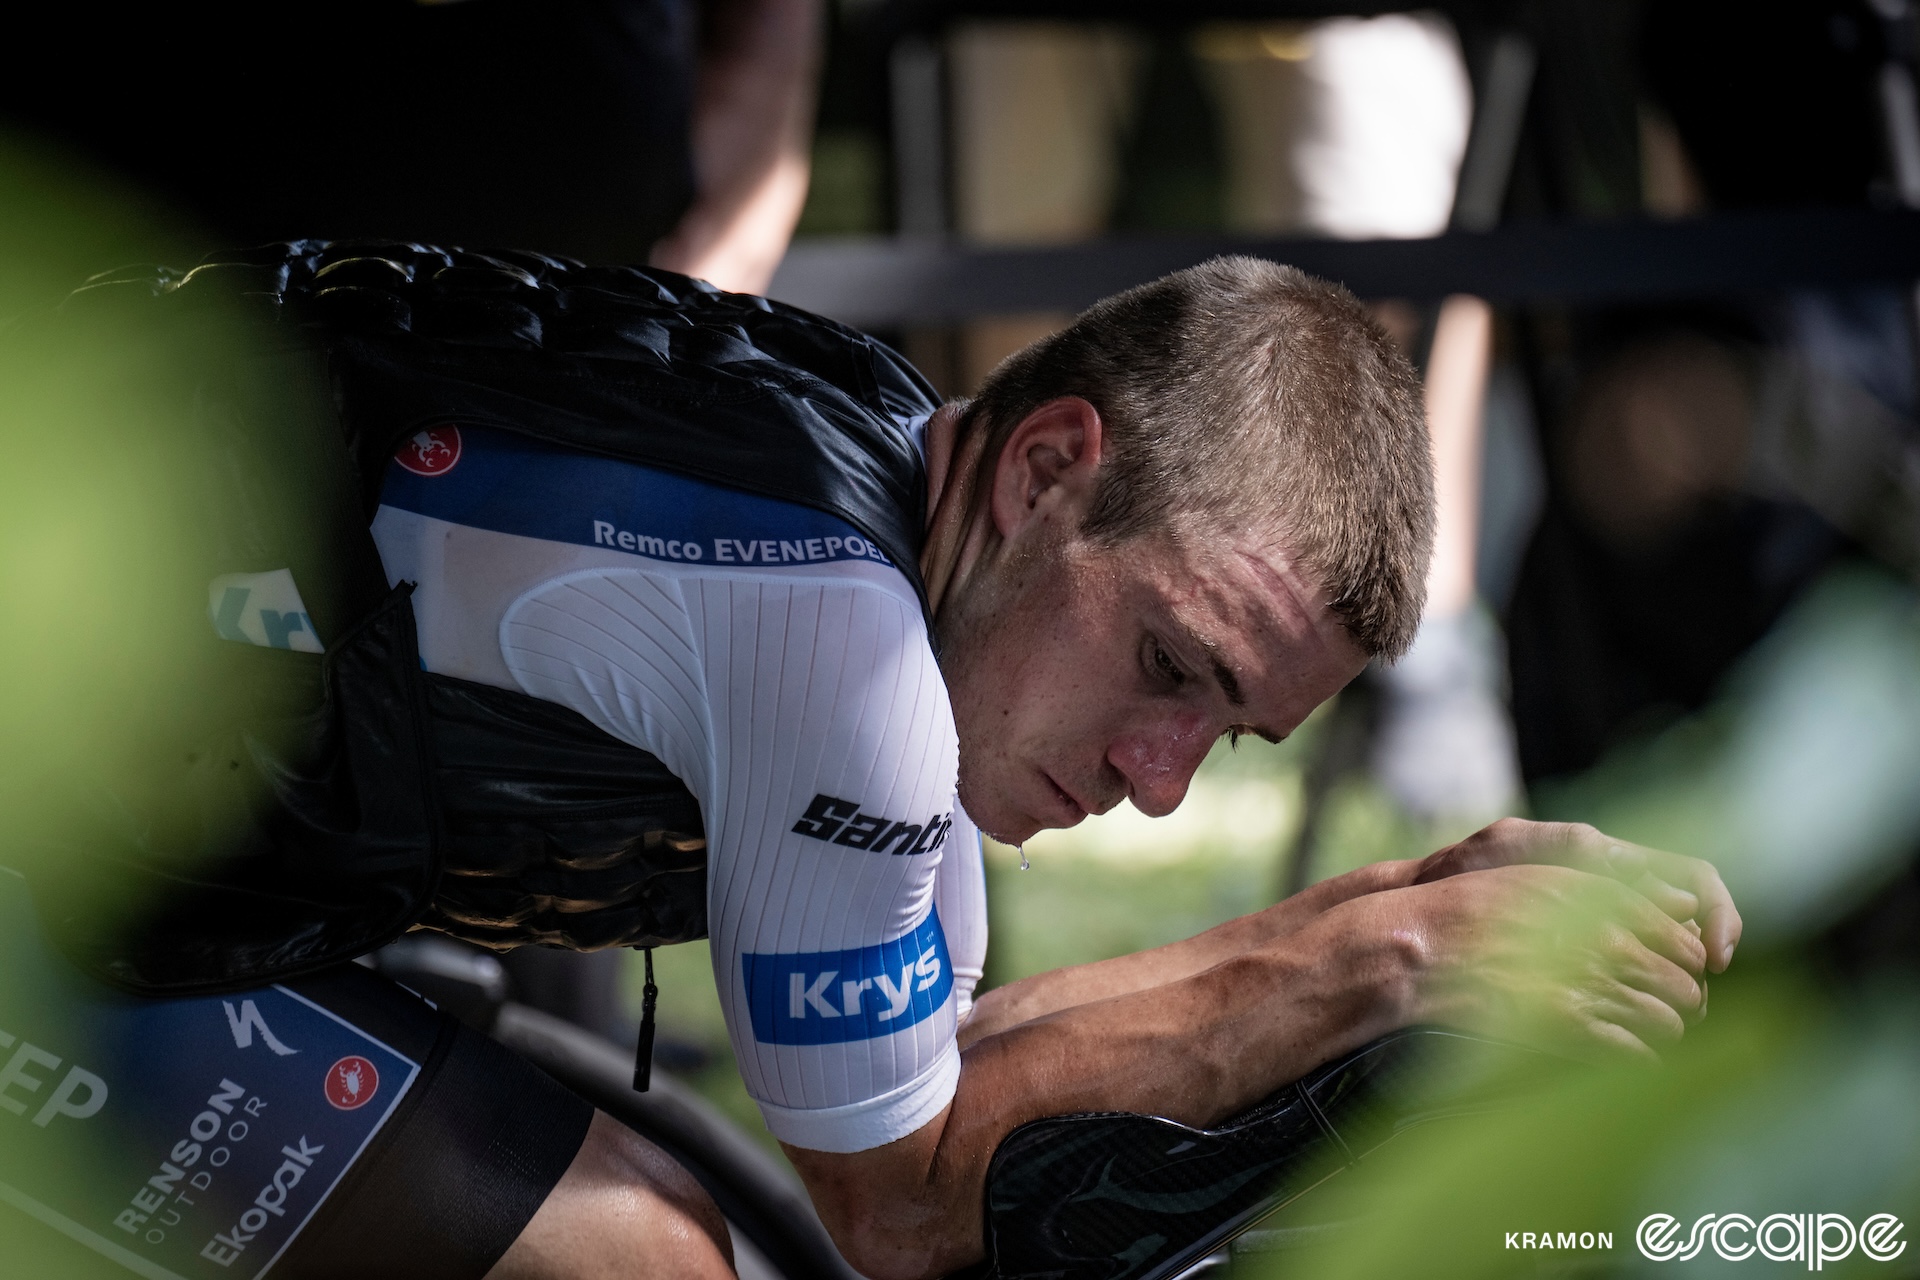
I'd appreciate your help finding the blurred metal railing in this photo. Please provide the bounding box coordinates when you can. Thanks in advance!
[768,207,1920,328]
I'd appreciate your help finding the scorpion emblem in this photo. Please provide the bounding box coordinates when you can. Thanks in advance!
[325,1055,380,1110]
[396,426,462,476]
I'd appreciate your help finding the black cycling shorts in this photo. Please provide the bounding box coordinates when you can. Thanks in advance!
[0,870,593,1280]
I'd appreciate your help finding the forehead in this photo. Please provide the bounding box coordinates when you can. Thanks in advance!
[1105,528,1366,708]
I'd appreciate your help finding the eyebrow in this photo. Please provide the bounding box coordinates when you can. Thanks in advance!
[1188,627,1285,744]
[1207,653,1245,707]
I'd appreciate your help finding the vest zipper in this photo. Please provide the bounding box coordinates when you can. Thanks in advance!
[632,946,658,1092]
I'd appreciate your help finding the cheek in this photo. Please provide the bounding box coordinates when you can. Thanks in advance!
[1108,711,1213,783]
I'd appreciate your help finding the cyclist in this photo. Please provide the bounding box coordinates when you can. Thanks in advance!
[1,246,1739,1280]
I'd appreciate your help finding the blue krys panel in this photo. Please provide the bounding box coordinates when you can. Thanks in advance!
[379,423,899,570]
[742,911,953,1046]
[0,872,418,1280]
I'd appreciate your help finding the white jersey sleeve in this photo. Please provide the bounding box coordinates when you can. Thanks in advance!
[372,424,985,1153]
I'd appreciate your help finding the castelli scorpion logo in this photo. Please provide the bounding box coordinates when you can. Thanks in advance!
[324,1056,379,1111]
[395,426,462,476]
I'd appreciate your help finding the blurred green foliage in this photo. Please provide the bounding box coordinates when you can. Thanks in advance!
[0,129,213,1277]
[1248,967,1920,1278]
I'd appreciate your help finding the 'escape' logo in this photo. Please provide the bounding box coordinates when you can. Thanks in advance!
[1637,1213,1906,1267]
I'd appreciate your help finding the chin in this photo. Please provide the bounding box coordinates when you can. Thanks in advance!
[955,780,1040,846]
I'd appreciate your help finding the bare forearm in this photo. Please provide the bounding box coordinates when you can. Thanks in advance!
[961,858,1421,1046]
[795,834,1737,1278]
[793,900,1418,1279]
[650,0,821,292]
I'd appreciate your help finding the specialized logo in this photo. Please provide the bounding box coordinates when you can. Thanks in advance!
[1637,1212,1905,1267]
[792,794,952,855]
[395,426,462,476]
[323,1056,379,1111]
[224,998,299,1056]
[742,911,954,1045]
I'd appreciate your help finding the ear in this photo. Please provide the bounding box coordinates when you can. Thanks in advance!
[987,397,1105,543]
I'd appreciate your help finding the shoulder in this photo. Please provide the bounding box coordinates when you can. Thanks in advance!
[383,423,923,601]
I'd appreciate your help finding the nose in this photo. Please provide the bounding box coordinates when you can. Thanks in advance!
[1107,712,1215,818]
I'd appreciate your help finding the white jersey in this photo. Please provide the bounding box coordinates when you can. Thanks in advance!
[371,424,985,1153]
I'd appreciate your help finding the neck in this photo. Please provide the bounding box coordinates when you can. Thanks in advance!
[918,403,992,619]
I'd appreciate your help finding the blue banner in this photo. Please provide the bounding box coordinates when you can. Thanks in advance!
[742,911,953,1046]
[380,424,897,570]
[0,872,418,1279]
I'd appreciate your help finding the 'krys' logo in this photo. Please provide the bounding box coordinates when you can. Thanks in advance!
[395,426,462,476]
[1637,1212,1906,1268]
[742,911,955,1045]
[323,1056,379,1111]
[792,794,952,855]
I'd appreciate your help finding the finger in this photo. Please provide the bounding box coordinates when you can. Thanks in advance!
[1411,837,1471,884]
[1541,822,1626,878]
[1414,818,1614,883]
[1635,847,1743,973]
[1609,842,1700,919]
[1631,871,1700,922]
[1605,940,1706,1025]
[1598,882,1709,977]
[1633,910,1710,979]
[1598,980,1691,1047]
[1684,864,1743,974]
[1570,1010,1664,1066]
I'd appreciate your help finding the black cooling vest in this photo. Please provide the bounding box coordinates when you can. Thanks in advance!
[31,241,940,996]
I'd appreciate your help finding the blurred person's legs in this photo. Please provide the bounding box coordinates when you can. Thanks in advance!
[1372,296,1524,823]
[1194,14,1470,239]
[942,22,1142,387]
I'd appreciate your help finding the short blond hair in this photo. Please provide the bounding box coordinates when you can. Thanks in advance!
[962,256,1434,658]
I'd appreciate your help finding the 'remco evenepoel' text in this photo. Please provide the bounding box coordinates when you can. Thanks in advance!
[592,521,892,567]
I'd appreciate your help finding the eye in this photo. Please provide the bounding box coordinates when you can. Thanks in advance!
[1145,638,1186,688]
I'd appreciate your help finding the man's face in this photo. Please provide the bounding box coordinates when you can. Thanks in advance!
[939,523,1370,845]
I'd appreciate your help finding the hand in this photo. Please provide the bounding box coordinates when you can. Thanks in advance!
[1375,863,1711,1063]
[1412,818,1742,974]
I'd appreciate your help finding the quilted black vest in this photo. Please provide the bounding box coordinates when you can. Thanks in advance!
[32,241,940,995]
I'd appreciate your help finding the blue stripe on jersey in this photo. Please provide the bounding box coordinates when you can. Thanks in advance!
[379,424,898,570]
[741,911,953,1046]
